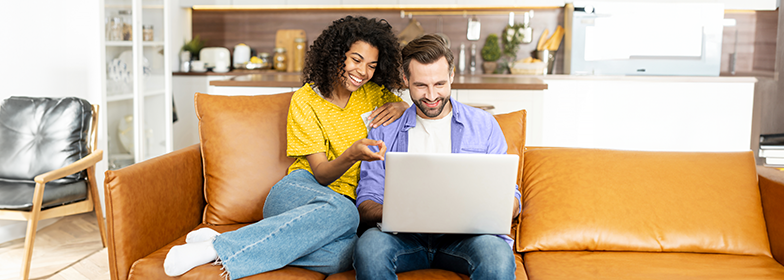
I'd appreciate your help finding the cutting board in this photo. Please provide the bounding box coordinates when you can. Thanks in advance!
[275,29,306,72]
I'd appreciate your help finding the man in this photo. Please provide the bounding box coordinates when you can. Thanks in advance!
[353,34,521,280]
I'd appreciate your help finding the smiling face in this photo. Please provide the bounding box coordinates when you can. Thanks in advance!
[405,56,454,119]
[336,40,378,95]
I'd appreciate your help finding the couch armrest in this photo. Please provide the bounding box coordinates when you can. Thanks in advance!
[758,166,784,265]
[104,144,205,280]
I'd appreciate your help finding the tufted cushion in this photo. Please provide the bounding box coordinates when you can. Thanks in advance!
[0,96,92,182]
[518,148,772,256]
[195,92,296,225]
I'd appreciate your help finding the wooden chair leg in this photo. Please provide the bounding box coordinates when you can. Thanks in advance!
[88,166,107,247]
[21,182,46,280]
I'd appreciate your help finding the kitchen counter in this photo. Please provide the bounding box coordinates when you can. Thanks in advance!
[207,73,549,90]
[173,69,282,76]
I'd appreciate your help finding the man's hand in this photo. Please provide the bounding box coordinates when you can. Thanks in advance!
[368,101,408,128]
[346,138,387,162]
[513,197,520,219]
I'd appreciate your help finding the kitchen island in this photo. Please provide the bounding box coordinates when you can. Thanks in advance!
[174,72,756,153]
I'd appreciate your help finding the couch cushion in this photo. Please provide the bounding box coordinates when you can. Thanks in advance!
[494,110,527,240]
[0,178,87,210]
[518,148,771,256]
[493,109,526,187]
[195,92,296,225]
[128,224,327,280]
[524,251,784,280]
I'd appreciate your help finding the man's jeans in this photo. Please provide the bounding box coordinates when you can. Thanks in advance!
[212,169,359,280]
[354,228,515,280]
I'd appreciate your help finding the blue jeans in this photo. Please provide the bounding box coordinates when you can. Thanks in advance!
[354,228,515,280]
[212,169,359,280]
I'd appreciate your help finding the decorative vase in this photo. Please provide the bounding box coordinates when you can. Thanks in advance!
[482,61,498,74]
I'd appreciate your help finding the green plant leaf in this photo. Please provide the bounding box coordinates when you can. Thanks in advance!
[481,33,502,62]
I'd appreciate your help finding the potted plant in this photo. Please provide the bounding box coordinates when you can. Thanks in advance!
[481,34,502,74]
[182,35,205,61]
[502,23,527,73]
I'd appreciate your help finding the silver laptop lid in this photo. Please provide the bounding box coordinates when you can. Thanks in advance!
[380,152,519,235]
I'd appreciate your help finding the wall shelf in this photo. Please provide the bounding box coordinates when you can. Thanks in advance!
[106,89,165,102]
[105,41,165,47]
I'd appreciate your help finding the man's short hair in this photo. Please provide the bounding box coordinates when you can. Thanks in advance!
[401,34,455,79]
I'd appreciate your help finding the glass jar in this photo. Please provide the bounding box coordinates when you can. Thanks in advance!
[293,38,306,72]
[258,52,271,69]
[273,48,287,72]
[143,25,153,41]
[119,10,132,41]
[108,16,123,41]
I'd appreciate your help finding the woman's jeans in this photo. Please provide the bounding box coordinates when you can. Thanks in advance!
[354,228,515,280]
[212,169,359,280]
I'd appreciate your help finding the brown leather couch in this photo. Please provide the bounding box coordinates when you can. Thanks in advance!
[103,92,528,280]
[104,92,784,280]
[511,147,784,279]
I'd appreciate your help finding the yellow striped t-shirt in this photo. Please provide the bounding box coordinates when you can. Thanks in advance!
[287,82,403,198]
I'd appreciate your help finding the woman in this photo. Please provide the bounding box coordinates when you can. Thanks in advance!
[163,16,407,279]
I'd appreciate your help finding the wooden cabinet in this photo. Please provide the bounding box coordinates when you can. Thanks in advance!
[102,0,173,169]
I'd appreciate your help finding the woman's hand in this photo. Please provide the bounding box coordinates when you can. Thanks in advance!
[306,138,386,186]
[346,139,387,162]
[368,101,408,128]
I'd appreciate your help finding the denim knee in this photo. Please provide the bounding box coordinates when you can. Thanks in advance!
[329,195,360,232]
[466,235,515,280]
[354,228,396,268]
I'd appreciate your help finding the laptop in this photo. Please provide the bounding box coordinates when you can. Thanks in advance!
[380,152,519,235]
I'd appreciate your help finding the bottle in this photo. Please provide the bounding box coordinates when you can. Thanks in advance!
[293,38,306,72]
[470,43,477,75]
[273,48,287,72]
[458,44,466,74]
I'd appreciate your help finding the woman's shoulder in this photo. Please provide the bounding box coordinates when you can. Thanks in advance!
[291,83,322,103]
[358,82,400,102]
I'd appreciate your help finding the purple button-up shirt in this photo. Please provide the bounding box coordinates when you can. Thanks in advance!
[356,97,522,248]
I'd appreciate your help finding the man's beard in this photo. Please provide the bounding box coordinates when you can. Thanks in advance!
[414,97,449,118]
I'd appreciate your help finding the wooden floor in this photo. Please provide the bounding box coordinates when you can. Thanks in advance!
[0,213,109,280]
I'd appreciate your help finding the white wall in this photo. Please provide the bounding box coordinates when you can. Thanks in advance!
[0,1,105,243]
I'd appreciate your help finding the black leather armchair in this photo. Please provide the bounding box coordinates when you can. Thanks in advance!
[0,96,105,280]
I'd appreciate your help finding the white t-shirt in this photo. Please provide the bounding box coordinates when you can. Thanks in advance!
[408,111,452,154]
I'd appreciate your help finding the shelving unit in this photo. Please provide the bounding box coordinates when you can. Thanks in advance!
[101,0,172,170]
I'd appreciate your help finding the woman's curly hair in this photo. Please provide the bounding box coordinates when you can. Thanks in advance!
[303,15,404,98]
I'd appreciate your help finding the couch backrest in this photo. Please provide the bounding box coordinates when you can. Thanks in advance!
[195,92,295,225]
[517,148,772,257]
[0,96,92,183]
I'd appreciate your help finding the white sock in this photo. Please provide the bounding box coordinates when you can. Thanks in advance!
[186,228,220,243]
[163,240,218,277]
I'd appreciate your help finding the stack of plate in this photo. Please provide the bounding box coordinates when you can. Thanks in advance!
[107,51,150,83]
